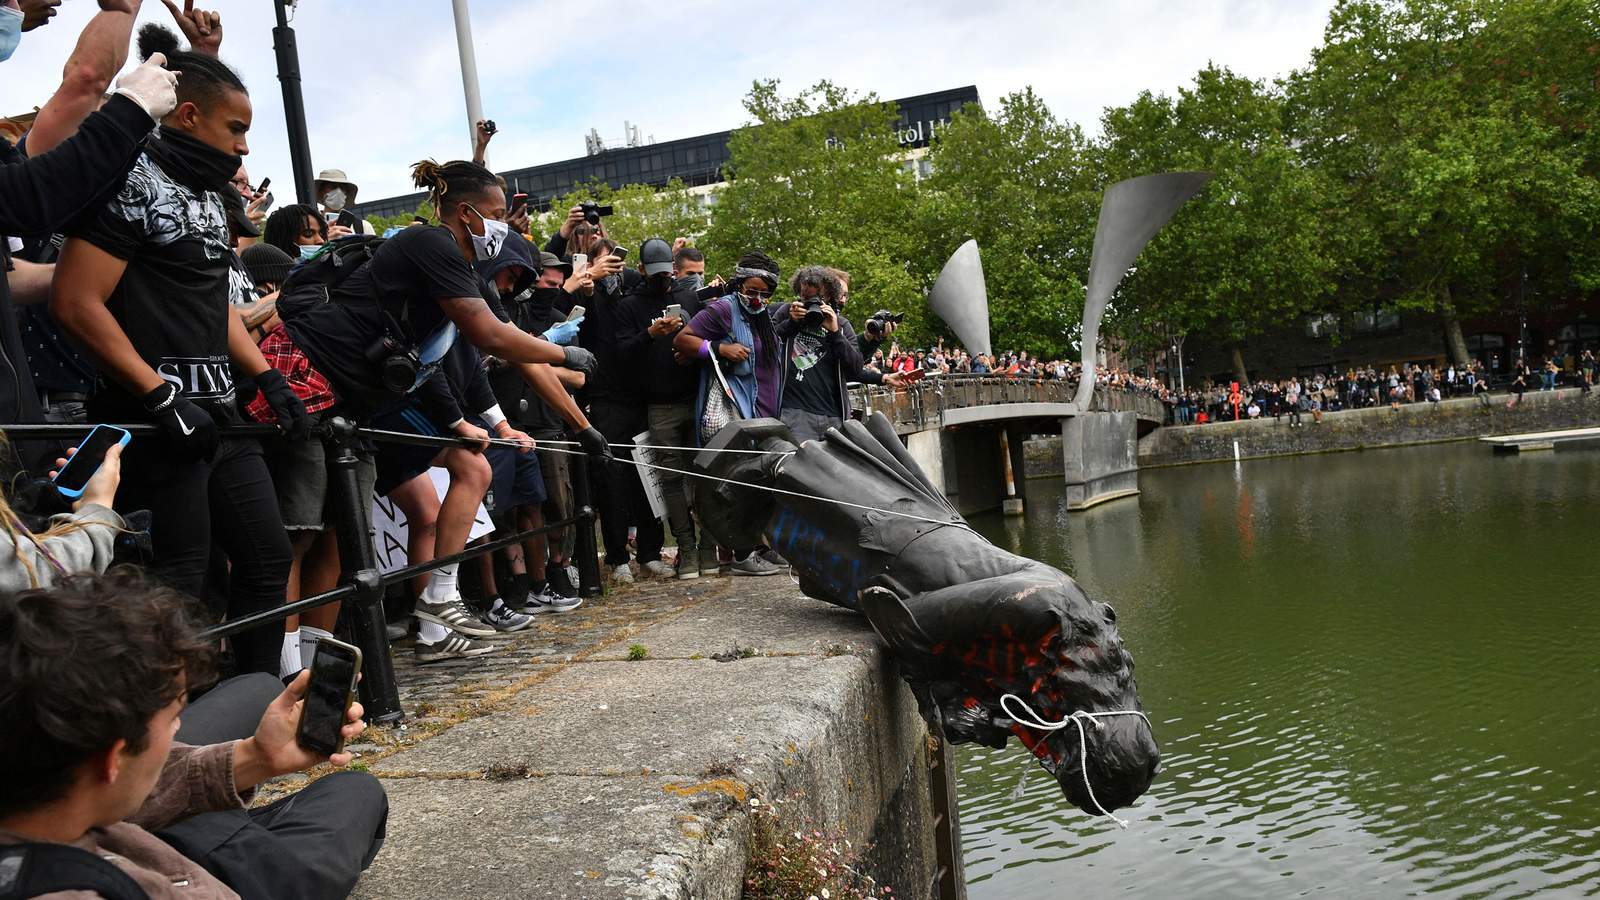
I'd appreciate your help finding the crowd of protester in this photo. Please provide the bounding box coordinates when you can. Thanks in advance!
[1161,354,1597,426]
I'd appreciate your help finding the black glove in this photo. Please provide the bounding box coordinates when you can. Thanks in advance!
[562,344,597,380]
[254,368,310,439]
[143,382,219,462]
[575,425,613,462]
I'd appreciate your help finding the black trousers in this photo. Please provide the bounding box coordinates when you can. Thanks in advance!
[165,673,388,900]
[587,398,663,566]
[115,434,292,677]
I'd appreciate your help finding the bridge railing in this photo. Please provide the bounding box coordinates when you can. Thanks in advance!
[849,373,1164,431]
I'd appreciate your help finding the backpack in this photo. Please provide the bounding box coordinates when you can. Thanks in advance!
[0,843,149,900]
[274,235,388,326]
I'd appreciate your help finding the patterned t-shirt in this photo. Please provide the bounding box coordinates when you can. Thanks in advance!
[73,151,239,421]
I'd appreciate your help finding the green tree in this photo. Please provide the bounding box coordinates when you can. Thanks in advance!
[701,80,926,340]
[916,88,1100,359]
[1097,65,1341,383]
[1285,0,1600,365]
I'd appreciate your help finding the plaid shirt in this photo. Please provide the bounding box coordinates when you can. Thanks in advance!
[246,325,337,422]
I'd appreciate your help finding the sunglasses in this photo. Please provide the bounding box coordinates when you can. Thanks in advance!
[741,288,774,301]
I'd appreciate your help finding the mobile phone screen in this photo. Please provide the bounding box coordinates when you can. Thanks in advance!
[53,425,128,495]
[296,640,360,755]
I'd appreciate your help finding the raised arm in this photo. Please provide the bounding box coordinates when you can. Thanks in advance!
[24,0,145,156]
[0,93,157,236]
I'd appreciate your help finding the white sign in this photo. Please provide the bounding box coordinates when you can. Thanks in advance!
[370,467,495,574]
[632,431,668,522]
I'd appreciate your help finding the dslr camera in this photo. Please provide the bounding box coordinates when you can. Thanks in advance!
[801,295,827,329]
[865,310,903,337]
[579,201,613,226]
[365,333,422,393]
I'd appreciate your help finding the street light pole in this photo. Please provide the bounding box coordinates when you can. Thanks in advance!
[271,0,316,204]
[450,0,486,166]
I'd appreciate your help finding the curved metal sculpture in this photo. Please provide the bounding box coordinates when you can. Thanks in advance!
[695,414,1157,816]
[1073,172,1211,409]
[927,239,991,359]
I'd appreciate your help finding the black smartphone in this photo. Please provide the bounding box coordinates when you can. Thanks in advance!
[696,283,726,301]
[52,424,131,499]
[256,176,271,193]
[610,246,628,261]
[335,208,359,231]
[295,637,362,756]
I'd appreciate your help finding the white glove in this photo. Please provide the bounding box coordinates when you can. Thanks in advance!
[114,52,180,121]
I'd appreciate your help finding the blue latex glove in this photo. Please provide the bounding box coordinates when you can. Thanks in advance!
[543,317,583,346]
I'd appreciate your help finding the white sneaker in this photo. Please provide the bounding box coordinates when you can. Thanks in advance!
[642,560,676,579]
[610,563,635,584]
[518,585,584,615]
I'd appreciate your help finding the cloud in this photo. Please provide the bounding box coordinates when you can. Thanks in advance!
[0,0,1333,203]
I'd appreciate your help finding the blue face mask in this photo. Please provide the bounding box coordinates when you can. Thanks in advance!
[0,8,23,64]
[299,243,322,261]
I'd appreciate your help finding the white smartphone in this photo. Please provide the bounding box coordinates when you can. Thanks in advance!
[663,303,684,322]
[571,253,589,276]
[565,305,586,323]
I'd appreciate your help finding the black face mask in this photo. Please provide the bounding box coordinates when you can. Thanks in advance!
[147,126,254,236]
[527,286,563,316]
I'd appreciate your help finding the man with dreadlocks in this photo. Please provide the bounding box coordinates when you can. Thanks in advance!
[52,24,307,677]
[268,158,611,662]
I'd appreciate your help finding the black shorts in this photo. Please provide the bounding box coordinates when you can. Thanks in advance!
[483,424,546,514]
[371,401,447,497]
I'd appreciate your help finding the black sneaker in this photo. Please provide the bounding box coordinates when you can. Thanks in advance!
[548,564,579,598]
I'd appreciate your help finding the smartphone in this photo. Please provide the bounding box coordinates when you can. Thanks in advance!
[907,367,927,379]
[571,253,589,276]
[510,193,528,215]
[52,424,131,499]
[295,637,362,756]
[611,246,628,262]
[258,191,275,214]
[663,303,685,322]
[257,177,271,193]
[695,283,725,301]
[335,209,359,231]
[565,305,586,323]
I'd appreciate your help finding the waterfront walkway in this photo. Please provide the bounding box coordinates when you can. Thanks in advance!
[262,575,929,898]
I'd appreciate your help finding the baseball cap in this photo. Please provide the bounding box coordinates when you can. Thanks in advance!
[640,237,673,277]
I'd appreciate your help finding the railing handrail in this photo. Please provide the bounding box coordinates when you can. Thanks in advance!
[849,375,1165,430]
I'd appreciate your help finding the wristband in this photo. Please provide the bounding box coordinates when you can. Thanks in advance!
[698,340,712,360]
[143,382,179,413]
[481,403,507,429]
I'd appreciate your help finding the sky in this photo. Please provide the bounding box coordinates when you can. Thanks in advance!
[1,0,1338,204]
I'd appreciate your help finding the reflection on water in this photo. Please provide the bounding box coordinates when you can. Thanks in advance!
[959,443,1600,899]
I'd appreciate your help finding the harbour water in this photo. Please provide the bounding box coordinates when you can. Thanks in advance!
[959,442,1600,898]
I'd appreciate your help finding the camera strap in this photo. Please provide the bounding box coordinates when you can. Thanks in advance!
[0,843,150,900]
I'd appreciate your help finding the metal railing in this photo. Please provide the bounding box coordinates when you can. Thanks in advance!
[3,418,602,726]
[851,373,1166,432]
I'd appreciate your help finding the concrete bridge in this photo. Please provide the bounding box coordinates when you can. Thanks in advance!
[850,375,1165,515]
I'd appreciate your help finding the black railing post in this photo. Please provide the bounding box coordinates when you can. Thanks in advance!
[326,417,404,726]
[568,450,603,598]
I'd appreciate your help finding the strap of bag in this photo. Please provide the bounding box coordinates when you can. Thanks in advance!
[0,842,150,900]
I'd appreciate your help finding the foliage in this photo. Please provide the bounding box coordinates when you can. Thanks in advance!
[743,801,892,900]
[917,87,1100,359]
[626,643,649,661]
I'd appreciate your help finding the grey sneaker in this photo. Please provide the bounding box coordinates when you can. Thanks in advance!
[676,555,701,580]
[642,559,676,579]
[758,549,790,569]
[731,554,782,577]
[415,630,495,663]
[483,602,535,633]
[611,563,635,584]
[519,585,584,615]
[415,593,497,638]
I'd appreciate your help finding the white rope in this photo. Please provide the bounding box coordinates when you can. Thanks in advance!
[536,443,979,533]
[541,438,783,456]
[999,693,1153,829]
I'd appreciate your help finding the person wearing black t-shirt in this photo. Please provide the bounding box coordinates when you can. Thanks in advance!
[51,32,309,676]
[773,266,874,445]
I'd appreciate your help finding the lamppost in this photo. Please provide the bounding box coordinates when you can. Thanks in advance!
[271,0,315,204]
[450,0,486,165]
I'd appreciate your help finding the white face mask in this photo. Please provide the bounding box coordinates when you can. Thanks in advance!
[322,188,348,211]
[464,204,508,261]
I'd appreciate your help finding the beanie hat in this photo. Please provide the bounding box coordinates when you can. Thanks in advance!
[240,243,294,288]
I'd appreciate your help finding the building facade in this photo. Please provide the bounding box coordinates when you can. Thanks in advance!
[351,86,981,221]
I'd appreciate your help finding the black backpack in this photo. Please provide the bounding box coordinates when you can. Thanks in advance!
[274,234,387,324]
[0,843,149,900]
